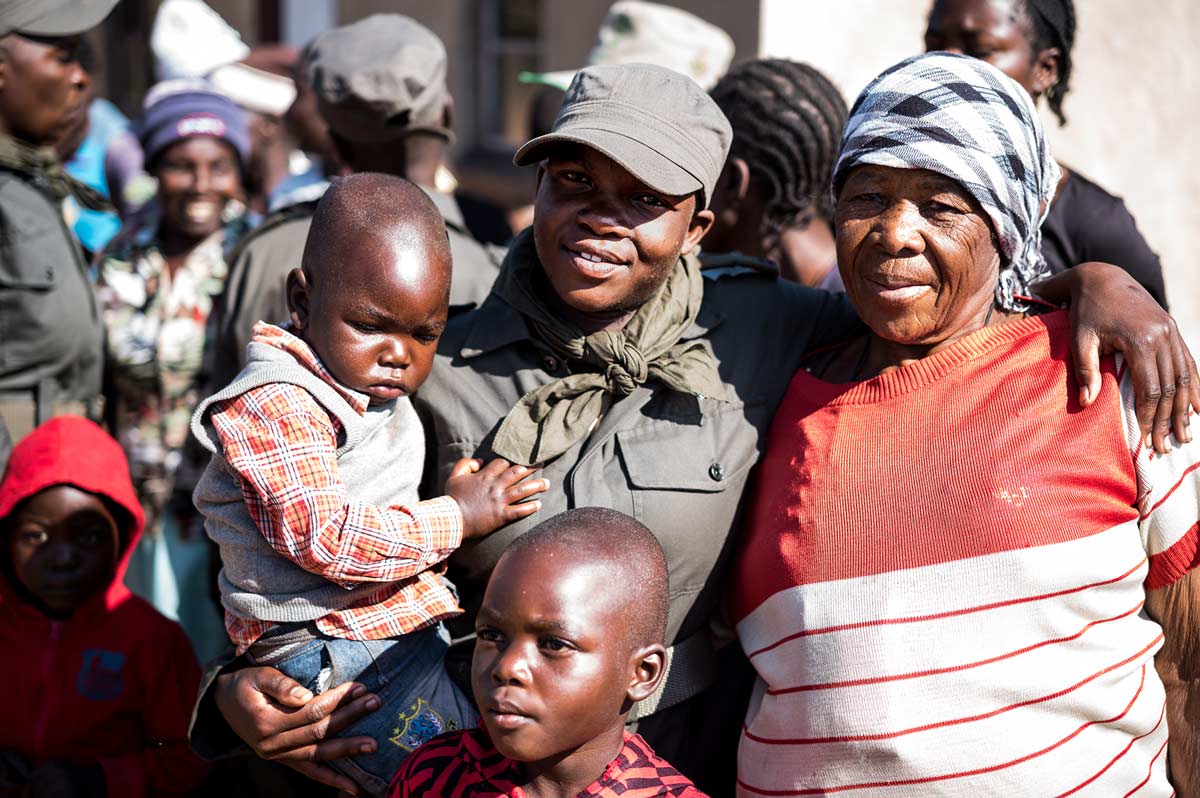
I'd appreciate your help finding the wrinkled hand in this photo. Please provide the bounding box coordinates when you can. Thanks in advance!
[446,458,549,540]
[1037,262,1199,453]
[214,666,380,795]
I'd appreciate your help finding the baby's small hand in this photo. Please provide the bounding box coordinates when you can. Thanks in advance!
[445,458,549,540]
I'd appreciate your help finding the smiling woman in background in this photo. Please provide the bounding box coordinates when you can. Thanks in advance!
[96,80,253,658]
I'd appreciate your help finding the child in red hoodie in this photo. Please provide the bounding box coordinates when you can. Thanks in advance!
[0,416,208,798]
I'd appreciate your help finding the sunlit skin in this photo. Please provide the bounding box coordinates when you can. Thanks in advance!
[924,0,1059,102]
[6,486,120,618]
[287,233,449,407]
[154,136,242,259]
[0,34,90,147]
[472,544,664,798]
[829,164,1020,377]
[532,145,713,334]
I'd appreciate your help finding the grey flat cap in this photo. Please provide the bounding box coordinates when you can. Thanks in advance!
[514,62,732,208]
[305,14,451,144]
[0,0,118,38]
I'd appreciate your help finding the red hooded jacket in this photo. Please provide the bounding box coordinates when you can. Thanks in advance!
[0,417,207,797]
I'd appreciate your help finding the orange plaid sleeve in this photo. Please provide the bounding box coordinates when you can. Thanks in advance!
[208,383,464,588]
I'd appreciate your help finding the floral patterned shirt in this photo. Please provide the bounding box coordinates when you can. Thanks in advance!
[98,212,251,532]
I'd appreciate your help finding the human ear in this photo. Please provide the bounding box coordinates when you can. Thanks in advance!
[712,157,751,229]
[682,207,715,254]
[1029,46,1061,99]
[285,267,311,331]
[626,643,667,703]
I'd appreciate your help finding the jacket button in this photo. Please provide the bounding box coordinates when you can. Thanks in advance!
[542,355,559,372]
[708,462,725,482]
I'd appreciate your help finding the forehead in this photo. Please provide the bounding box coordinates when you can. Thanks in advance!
[318,233,448,301]
[13,485,113,525]
[844,164,971,195]
[160,135,238,163]
[929,0,1026,33]
[485,545,626,628]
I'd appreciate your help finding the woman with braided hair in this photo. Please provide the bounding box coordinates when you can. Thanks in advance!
[706,59,848,288]
[924,0,1169,307]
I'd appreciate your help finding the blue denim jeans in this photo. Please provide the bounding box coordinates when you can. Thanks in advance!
[249,624,477,796]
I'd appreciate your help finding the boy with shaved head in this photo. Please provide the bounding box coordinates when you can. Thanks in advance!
[389,507,705,798]
[191,173,548,796]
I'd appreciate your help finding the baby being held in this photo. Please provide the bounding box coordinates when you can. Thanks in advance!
[390,508,707,798]
[191,173,548,796]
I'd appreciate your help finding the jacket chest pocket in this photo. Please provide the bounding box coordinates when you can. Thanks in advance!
[615,401,766,600]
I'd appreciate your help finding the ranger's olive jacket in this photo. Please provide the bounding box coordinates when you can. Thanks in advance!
[0,167,102,406]
[415,254,858,651]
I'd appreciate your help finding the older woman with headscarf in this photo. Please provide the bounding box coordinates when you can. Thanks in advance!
[731,53,1199,797]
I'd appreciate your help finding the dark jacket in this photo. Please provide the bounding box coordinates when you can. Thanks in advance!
[0,167,102,409]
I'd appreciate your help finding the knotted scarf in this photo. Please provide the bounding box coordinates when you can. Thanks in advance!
[491,228,728,466]
[0,134,111,210]
[832,52,1059,313]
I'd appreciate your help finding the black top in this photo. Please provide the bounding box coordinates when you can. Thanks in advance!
[1042,168,1168,308]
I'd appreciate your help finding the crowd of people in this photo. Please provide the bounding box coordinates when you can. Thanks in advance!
[0,0,1196,797]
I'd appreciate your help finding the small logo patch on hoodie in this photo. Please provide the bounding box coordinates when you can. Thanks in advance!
[77,649,125,701]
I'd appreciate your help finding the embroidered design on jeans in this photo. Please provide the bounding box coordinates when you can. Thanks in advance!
[77,649,126,701]
[389,697,458,751]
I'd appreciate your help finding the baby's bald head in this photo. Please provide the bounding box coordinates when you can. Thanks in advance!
[286,173,454,404]
[300,172,451,296]
[503,507,670,647]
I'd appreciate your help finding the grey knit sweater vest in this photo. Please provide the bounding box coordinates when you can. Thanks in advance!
[191,341,424,625]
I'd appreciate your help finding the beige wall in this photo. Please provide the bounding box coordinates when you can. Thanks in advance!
[761,0,1200,346]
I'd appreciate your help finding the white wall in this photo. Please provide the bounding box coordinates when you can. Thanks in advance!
[760,0,1200,347]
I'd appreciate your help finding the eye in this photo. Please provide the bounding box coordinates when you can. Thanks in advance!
[476,627,503,644]
[18,529,48,546]
[925,199,966,217]
[636,193,669,209]
[415,333,439,344]
[349,321,381,334]
[74,527,104,547]
[558,169,591,187]
[539,636,574,654]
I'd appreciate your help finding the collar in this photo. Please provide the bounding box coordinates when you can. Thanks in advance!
[422,185,468,233]
[250,321,370,414]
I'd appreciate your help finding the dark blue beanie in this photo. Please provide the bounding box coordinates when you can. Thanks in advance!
[138,80,251,169]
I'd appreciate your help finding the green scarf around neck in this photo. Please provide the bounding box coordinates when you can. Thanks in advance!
[0,134,111,210]
[491,228,728,466]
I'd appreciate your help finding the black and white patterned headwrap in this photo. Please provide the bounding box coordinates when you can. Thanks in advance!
[832,52,1060,313]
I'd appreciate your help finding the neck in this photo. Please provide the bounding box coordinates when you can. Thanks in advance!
[538,272,637,334]
[864,304,1023,378]
[518,725,625,798]
[158,225,210,261]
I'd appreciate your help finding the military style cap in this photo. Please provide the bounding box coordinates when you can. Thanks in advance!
[521,1,734,92]
[305,14,451,144]
[514,63,732,208]
[0,0,119,38]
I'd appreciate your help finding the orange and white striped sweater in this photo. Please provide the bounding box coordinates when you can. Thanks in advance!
[731,312,1198,797]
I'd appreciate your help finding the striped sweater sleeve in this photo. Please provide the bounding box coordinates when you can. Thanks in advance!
[1116,356,1200,588]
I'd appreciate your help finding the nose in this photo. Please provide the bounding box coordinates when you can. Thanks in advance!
[875,200,926,257]
[44,540,80,571]
[379,336,410,369]
[193,163,213,194]
[490,639,532,687]
[577,196,631,239]
[70,62,90,92]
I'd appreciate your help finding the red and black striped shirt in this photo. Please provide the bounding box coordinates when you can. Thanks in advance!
[388,727,707,797]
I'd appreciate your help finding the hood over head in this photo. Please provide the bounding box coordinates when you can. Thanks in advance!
[0,416,145,612]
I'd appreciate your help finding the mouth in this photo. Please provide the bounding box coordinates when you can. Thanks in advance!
[484,701,535,731]
[562,243,632,279]
[181,198,222,227]
[864,274,933,303]
[366,381,407,400]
